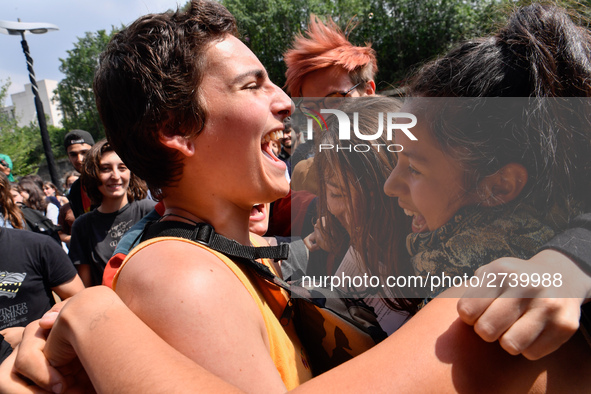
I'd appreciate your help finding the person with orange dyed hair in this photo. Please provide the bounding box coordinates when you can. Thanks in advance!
[284,15,377,98]
[284,15,377,195]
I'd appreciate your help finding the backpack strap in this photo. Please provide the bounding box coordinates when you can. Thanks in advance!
[139,219,350,304]
[141,220,293,291]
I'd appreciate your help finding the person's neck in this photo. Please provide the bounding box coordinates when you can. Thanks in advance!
[98,195,129,214]
[163,194,251,246]
[283,146,292,155]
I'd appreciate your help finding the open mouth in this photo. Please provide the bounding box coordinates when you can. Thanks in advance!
[403,208,428,233]
[249,203,267,222]
[261,130,283,162]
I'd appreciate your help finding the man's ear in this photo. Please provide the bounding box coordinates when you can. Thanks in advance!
[476,163,528,207]
[364,80,376,96]
[159,133,195,157]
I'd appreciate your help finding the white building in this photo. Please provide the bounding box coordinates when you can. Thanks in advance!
[7,79,63,128]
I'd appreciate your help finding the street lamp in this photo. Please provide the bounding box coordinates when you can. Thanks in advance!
[0,19,60,185]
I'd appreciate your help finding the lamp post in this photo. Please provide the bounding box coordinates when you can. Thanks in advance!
[0,20,60,185]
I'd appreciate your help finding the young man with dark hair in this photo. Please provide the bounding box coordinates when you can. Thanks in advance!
[63,129,95,218]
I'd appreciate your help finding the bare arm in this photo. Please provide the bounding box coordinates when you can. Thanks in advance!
[9,284,591,393]
[58,232,71,244]
[51,275,85,300]
[75,265,92,288]
[10,287,242,394]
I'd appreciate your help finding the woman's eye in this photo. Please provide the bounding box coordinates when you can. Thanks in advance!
[408,165,420,175]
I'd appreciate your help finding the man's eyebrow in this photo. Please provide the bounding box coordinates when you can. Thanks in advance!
[232,69,265,84]
[398,148,428,163]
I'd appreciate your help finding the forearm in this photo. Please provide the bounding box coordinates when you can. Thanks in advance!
[49,287,243,393]
[52,275,85,300]
[75,265,92,288]
[58,232,71,244]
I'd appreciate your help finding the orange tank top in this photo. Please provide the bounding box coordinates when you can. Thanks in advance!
[112,236,312,389]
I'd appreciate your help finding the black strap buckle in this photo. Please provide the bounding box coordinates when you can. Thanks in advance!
[191,223,214,246]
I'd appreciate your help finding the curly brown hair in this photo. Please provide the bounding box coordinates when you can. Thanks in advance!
[81,139,148,206]
[406,3,591,219]
[94,0,237,199]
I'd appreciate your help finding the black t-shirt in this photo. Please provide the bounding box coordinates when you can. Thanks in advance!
[0,228,77,330]
[69,199,156,286]
[67,178,96,218]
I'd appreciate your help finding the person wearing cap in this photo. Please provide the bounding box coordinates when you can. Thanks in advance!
[63,130,95,218]
[0,154,15,183]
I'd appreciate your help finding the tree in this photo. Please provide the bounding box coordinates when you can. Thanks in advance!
[0,79,66,177]
[220,0,506,92]
[56,29,119,141]
[222,0,370,87]
[351,0,503,92]
[0,79,17,135]
[0,79,40,175]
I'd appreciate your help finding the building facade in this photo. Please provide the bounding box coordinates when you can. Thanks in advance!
[4,79,63,128]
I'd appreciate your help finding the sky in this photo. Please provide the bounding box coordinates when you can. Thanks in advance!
[1,0,184,105]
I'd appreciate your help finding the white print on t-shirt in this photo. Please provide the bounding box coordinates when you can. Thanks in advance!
[0,271,26,299]
[109,219,134,248]
[0,302,28,329]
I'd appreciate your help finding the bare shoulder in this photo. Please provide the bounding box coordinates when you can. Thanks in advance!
[117,239,241,295]
[115,239,287,392]
[115,239,263,331]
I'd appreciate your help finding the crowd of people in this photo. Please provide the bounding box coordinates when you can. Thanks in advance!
[0,1,590,392]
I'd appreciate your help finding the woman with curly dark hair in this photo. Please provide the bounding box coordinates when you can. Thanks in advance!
[68,139,156,287]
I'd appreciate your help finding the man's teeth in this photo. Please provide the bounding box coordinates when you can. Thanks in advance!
[262,130,284,143]
[403,208,416,217]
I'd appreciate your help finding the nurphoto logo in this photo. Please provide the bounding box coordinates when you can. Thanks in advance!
[300,108,417,152]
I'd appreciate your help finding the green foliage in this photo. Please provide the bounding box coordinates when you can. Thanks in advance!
[351,0,504,92]
[44,0,591,158]
[56,29,119,141]
[221,0,370,87]
[219,0,507,93]
[0,79,17,135]
[0,79,66,177]
[0,122,44,176]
